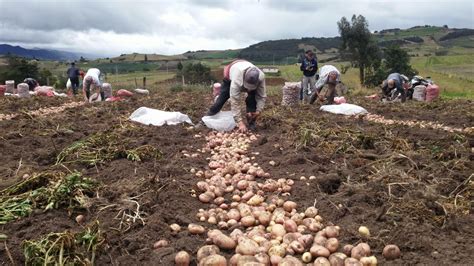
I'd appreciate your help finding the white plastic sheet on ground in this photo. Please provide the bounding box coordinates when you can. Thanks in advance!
[129,107,193,126]
[320,103,368,116]
[202,111,236,132]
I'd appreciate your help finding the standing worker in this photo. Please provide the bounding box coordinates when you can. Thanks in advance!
[201,60,266,132]
[310,65,341,105]
[67,62,80,95]
[82,68,103,102]
[300,50,318,103]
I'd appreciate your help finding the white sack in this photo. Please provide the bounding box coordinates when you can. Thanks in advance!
[202,111,236,132]
[320,103,368,115]
[129,107,193,126]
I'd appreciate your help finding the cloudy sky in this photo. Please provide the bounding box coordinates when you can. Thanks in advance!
[0,0,472,57]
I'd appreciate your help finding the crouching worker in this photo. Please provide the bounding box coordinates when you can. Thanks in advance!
[310,65,341,104]
[203,60,266,132]
[82,68,103,102]
[381,73,406,102]
[23,78,39,91]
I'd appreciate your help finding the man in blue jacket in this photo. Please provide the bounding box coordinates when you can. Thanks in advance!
[381,73,406,102]
[300,50,318,103]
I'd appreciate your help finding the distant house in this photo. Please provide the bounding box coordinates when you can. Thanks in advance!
[261,67,279,74]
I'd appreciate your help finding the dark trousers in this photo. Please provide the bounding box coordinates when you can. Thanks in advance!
[70,77,79,94]
[207,79,257,116]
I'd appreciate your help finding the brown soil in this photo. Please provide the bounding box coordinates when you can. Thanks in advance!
[0,87,472,265]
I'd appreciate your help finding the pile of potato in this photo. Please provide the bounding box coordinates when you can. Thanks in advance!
[363,113,473,134]
[0,101,84,121]
[166,131,400,265]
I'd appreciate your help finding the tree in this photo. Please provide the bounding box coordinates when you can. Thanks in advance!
[0,56,39,84]
[177,62,211,84]
[364,45,418,86]
[338,15,380,84]
[37,68,57,86]
[384,46,417,77]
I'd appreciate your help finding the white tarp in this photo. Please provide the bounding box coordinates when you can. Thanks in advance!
[202,111,236,132]
[320,103,368,116]
[129,107,193,126]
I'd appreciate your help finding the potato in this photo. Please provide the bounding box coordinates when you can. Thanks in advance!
[328,252,347,266]
[170,223,181,233]
[255,252,270,265]
[324,225,339,238]
[302,252,312,263]
[236,237,259,255]
[290,240,305,254]
[358,226,370,238]
[313,235,328,246]
[211,231,237,250]
[310,244,330,258]
[279,256,304,266]
[153,239,169,249]
[75,214,85,224]
[228,209,241,221]
[270,255,282,266]
[344,257,362,266]
[284,219,297,233]
[304,206,318,218]
[229,254,241,266]
[188,224,206,234]
[271,224,286,238]
[199,192,214,203]
[283,233,300,244]
[268,245,286,257]
[241,215,256,227]
[313,257,331,266]
[175,251,190,266]
[199,254,226,266]
[247,195,264,206]
[325,237,339,253]
[257,211,271,226]
[382,244,401,260]
[351,243,370,260]
[360,256,377,266]
[342,244,354,256]
[298,234,314,248]
[197,245,220,262]
[283,201,297,212]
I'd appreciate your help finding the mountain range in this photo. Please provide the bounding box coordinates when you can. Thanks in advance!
[0,44,98,61]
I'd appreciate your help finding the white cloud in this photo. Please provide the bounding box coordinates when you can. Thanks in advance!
[0,0,472,57]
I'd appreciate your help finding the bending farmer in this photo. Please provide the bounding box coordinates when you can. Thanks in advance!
[310,65,341,104]
[204,60,266,132]
[67,62,80,95]
[381,73,406,102]
[82,68,103,102]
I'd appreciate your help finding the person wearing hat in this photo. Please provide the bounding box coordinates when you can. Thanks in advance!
[300,50,318,103]
[204,60,266,132]
[310,65,341,104]
[82,68,103,102]
[381,73,406,102]
[67,62,80,95]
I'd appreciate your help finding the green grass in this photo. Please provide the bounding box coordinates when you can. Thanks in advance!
[185,49,241,60]
[411,54,474,99]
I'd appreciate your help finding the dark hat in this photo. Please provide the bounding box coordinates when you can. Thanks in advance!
[243,67,260,90]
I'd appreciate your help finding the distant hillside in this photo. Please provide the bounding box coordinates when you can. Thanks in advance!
[236,26,474,63]
[183,49,241,60]
[0,44,95,61]
[111,53,187,62]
